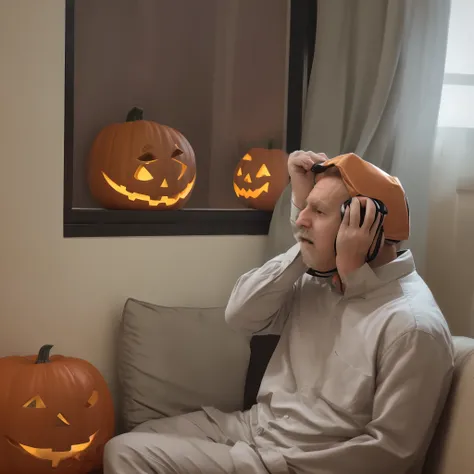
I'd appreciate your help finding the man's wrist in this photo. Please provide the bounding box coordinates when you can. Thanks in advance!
[291,193,307,210]
[336,257,365,282]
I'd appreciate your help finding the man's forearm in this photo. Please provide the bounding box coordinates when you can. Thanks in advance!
[225,244,307,335]
[291,187,312,210]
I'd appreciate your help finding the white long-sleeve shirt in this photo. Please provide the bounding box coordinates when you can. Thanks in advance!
[224,218,454,474]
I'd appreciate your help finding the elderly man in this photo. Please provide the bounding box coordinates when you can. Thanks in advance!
[104,151,454,474]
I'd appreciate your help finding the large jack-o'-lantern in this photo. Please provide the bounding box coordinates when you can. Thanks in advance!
[233,145,289,211]
[0,345,115,474]
[87,107,196,210]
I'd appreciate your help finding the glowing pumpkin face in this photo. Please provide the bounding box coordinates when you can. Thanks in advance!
[233,147,289,210]
[0,345,115,474]
[87,107,196,210]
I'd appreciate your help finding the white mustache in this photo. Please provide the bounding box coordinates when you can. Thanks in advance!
[297,232,313,243]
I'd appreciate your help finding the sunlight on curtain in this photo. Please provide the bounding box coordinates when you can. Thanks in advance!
[426,0,474,336]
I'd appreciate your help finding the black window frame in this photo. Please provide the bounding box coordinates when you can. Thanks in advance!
[63,0,317,238]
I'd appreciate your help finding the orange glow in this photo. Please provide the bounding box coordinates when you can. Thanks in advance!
[86,390,99,408]
[18,431,98,468]
[134,166,154,182]
[172,158,188,179]
[23,395,46,409]
[57,413,70,426]
[134,159,187,182]
[256,164,271,178]
[102,172,196,207]
[233,182,270,199]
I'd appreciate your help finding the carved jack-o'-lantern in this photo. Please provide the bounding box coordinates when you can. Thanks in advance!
[0,345,115,474]
[233,146,289,210]
[87,107,196,210]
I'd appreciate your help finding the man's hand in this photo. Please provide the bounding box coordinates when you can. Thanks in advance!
[288,151,328,209]
[336,197,384,281]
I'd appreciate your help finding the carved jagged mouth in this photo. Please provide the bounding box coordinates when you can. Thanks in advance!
[102,172,196,206]
[234,182,269,199]
[7,431,98,468]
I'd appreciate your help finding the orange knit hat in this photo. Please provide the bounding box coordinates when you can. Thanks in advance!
[311,153,410,241]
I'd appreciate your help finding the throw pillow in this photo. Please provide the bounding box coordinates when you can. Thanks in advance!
[118,298,251,431]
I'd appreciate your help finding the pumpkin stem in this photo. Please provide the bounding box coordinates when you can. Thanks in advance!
[35,345,54,364]
[268,139,274,150]
[126,107,144,122]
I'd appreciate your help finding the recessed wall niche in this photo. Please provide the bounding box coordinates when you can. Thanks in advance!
[63,0,316,236]
[71,0,290,211]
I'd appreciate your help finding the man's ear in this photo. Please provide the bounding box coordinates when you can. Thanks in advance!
[385,240,402,250]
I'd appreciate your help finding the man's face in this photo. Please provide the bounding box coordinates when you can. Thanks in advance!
[295,174,350,271]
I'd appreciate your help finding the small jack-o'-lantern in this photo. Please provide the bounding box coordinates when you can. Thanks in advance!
[87,107,196,210]
[233,145,289,210]
[0,345,115,474]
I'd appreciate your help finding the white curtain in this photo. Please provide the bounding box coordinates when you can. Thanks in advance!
[425,0,474,336]
[267,0,451,277]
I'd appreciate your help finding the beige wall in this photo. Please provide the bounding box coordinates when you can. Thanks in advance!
[0,1,267,401]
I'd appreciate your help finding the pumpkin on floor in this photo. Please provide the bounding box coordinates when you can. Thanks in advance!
[0,345,115,474]
[233,144,289,211]
[87,107,196,210]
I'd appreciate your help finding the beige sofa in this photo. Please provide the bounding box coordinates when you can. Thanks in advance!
[116,299,474,474]
[423,336,474,473]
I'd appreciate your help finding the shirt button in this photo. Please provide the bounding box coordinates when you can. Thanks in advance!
[283,415,289,419]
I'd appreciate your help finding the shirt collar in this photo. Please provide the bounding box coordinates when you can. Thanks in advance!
[340,249,416,299]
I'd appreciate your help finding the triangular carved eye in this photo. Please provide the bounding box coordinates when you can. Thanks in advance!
[256,164,271,178]
[237,168,242,176]
[134,165,154,181]
[86,391,99,408]
[23,395,46,409]
[171,146,184,158]
[172,158,188,179]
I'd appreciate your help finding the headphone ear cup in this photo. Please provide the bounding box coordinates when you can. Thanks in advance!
[340,198,375,227]
[373,198,388,216]
[336,197,387,264]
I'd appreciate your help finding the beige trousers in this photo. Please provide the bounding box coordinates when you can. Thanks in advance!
[103,409,280,474]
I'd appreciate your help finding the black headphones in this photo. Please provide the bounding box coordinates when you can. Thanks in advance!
[306,196,388,278]
[341,196,387,262]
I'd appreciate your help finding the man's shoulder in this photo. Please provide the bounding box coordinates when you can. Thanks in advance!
[373,270,453,357]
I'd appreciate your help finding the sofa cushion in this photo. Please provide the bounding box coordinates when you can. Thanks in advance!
[117,298,251,432]
[423,336,474,474]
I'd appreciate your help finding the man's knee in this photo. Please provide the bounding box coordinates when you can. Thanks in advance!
[104,432,167,474]
[103,430,235,474]
[103,415,206,473]
[132,418,162,433]
[103,433,133,471]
